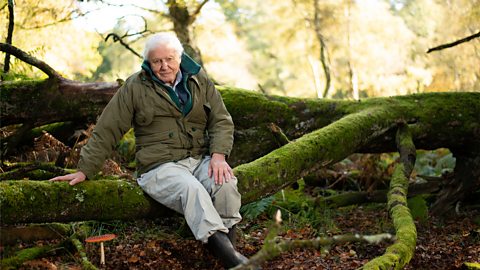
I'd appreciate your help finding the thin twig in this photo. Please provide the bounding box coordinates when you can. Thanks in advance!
[19,9,97,30]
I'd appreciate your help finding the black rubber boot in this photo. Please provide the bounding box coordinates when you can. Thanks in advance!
[207,231,248,268]
[227,225,237,246]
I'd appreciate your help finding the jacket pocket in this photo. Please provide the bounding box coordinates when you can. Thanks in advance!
[135,142,172,168]
[187,122,207,147]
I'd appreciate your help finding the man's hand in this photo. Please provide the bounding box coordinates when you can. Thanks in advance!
[49,171,86,186]
[209,153,234,185]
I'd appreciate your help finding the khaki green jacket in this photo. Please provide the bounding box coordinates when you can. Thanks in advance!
[78,56,234,179]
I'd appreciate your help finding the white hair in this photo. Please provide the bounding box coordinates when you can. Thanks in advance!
[143,32,184,60]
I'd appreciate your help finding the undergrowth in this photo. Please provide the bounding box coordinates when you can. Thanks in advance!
[240,179,337,235]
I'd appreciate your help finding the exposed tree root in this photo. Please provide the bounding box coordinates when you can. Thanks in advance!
[315,180,442,208]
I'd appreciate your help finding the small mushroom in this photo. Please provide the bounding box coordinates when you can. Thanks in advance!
[85,234,116,265]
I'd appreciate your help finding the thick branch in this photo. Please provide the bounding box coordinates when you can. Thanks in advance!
[0,43,62,78]
[236,108,398,203]
[427,31,480,53]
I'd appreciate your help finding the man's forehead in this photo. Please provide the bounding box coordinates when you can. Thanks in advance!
[150,44,177,55]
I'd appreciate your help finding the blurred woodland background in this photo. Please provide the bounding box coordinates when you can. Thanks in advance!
[2,0,479,97]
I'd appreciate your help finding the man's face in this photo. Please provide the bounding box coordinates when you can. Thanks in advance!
[148,44,181,85]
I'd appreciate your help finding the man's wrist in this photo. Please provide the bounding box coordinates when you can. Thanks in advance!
[211,153,226,160]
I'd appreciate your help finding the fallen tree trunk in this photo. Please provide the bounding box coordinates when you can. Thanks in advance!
[0,180,172,224]
[1,92,479,223]
[1,44,480,222]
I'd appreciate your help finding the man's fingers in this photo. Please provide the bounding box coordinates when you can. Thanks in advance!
[69,177,84,186]
[49,172,86,186]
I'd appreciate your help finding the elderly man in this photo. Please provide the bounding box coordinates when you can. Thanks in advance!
[50,33,247,268]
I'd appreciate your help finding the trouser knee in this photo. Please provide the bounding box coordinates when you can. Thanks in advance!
[212,178,242,218]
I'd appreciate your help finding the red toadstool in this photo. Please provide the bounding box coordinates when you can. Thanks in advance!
[85,234,116,265]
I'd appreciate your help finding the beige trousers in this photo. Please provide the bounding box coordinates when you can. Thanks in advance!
[137,156,242,243]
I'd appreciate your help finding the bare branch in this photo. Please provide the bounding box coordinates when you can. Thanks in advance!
[0,43,62,78]
[427,30,480,53]
[104,33,143,59]
[116,15,152,38]
[191,0,210,18]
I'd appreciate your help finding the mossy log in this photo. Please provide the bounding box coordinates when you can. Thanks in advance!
[362,125,417,269]
[1,91,480,223]
[0,180,173,224]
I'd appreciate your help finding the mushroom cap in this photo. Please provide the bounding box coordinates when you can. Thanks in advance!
[85,234,116,243]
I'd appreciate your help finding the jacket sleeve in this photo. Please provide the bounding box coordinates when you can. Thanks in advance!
[203,71,235,156]
[77,83,134,179]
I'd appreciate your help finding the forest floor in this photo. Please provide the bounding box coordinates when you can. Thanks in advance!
[5,203,479,270]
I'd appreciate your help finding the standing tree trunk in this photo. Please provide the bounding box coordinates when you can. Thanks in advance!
[3,0,15,74]
[167,0,209,64]
[312,0,331,98]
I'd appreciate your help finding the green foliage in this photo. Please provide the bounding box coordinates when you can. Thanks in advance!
[116,128,136,165]
[240,195,275,220]
[407,195,428,222]
[414,149,456,177]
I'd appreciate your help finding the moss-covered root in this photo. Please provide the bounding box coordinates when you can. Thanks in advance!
[70,238,98,270]
[0,244,60,270]
[362,125,417,270]
[464,262,480,269]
